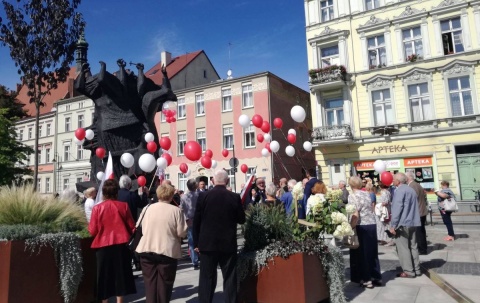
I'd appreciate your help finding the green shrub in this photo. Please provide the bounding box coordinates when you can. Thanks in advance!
[0,185,87,234]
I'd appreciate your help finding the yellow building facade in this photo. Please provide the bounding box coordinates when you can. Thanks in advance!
[305,0,480,199]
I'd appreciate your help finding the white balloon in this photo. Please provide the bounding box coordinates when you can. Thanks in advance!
[288,128,296,136]
[96,171,104,180]
[290,105,306,123]
[285,146,295,157]
[211,160,217,169]
[264,133,271,143]
[270,140,280,153]
[120,153,134,168]
[139,153,156,172]
[74,137,84,146]
[156,157,168,170]
[303,141,313,152]
[238,114,250,128]
[374,160,387,173]
[85,129,94,140]
[185,169,191,177]
[261,148,269,157]
[144,132,155,143]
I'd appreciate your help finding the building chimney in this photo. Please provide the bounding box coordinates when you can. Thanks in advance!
[161,51,172,67]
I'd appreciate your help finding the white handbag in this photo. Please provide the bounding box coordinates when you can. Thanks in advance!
[442,197,458,212]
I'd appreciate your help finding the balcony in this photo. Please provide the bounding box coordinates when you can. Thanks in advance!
[311,124,353,145]
[309,65,352,90]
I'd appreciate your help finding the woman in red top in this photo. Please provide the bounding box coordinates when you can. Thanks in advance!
[88,179,136,303]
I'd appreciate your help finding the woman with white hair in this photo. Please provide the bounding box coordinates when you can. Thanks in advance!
[84,187,97,222]
[264,182,282,208]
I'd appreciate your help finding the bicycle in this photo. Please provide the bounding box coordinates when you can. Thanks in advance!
[470,189,480,212]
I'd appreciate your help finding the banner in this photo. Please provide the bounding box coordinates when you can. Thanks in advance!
[240,169,256,205]
[95,152,113,204]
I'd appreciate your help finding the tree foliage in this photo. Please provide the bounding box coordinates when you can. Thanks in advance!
[0,0,84,190]
[0,85,28,119]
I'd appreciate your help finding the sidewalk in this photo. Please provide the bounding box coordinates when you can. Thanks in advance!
[119,223,480,303]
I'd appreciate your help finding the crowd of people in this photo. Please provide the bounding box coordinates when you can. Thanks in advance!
[79,167,457,302]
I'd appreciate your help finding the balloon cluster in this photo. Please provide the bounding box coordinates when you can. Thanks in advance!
[162,109,177,123]
[373,160,394,186]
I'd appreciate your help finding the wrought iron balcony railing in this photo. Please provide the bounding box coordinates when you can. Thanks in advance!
[311,124,353,141]
[309,65,348,85]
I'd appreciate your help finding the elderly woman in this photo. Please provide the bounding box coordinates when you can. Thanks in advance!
[88,179,136,303]
[376,182,394,246]
[136,184,188,303]
[306,181,327,216]
[348,176,382,288]
[435,181,456,241]
[83,187,97,223]
[264,182,282,207]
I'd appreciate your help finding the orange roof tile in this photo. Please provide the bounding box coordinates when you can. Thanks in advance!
[16,68,77,117]
[145,50,203,85]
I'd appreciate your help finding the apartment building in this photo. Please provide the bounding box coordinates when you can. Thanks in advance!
[305,0,480,199]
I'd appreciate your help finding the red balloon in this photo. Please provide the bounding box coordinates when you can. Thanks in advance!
[75,128,86,140]
[184,141,202,161]
[162,153,172,166]
[240,164,248,174]
[160,137,171,150]
[222,149,229,157]
[251,114,263,128]
[287,133,296,144]
[166,116,172,123]
[201,156,212,169]
[205,149,213,158]
[171,117,176,123]
[265,143,271,153]
[260,121,270,133]
[273,118,283,129]
[179,163,188,174]
[147,141,157,153]
[95,147,106,159]
[380,171,394,186]
[137,176,146,187]
[257,133,264,143]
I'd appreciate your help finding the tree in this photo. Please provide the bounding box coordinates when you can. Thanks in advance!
[0,85,28,119]
[0,0,84,190]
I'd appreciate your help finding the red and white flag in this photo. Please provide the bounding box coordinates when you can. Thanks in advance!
[240,167,256,205]
[95,152,114,204]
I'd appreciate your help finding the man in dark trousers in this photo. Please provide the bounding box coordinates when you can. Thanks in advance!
[193,170,246,303]
[301,168,319,219]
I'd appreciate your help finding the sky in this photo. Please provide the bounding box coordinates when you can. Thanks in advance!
[0,0,309,92]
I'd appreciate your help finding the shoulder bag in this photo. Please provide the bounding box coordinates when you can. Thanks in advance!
[128,203,151,253]
[343,192,360,249]
[443,197,458,212]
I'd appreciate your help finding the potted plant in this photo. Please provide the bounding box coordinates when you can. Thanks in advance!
[0,185,96,303]
[406,54,421,63]
[237,185,350,303]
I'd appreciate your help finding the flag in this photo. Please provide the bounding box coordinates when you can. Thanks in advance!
[95,152,114,204]
[240,167,256,205]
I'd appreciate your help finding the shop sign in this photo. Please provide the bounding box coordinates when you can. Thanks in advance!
[404,157,433,167]
[354,159,401,170]
[371,145,408,154]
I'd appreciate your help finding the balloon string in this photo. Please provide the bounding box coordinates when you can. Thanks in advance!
[277,128,307,173]
[273,152,292,180]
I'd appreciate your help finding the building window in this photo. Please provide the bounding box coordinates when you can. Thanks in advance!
[225,168,235,189]
[77,145,84,160]
[76,177,82,185]
[178,132,186,155]
[222,88,232,112]
[45,148,50,163]
[78,114,84,128]
[244,124,255,148]
[161,111,166,122]
[46,123,51,136]
[38,125,42,138]
[325,99,344,126]
[65,117,71,132]
[65,104,70,111]
[18,129,23,140]
[45,177,51,193]
[178,173,188,191]
[79,101,84,109]
[403,27,423,60]
[28,127,33,139]
[246,167,256,182]
[177,97,186,119]
[63,178,69,190]
[408,83,432,122]
[37,178,41,192]
[196,93,205,116]
[197,129,206,152]
[448,76,473,116]
[441,17,463,55]
[320,0,334,22]
[368,35,386,68]
[64,144,70,161]
[223,126,234,150]
[38,150,42,164]
[242,84,253,108]
[372,89,393,126]
[320,45,339,67]
[365,0,379,10]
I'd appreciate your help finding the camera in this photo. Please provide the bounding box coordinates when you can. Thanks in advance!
[385,227,402,238]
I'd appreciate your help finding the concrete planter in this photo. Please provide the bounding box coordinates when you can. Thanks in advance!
[0,237,96,303]
[239,252,329,303]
